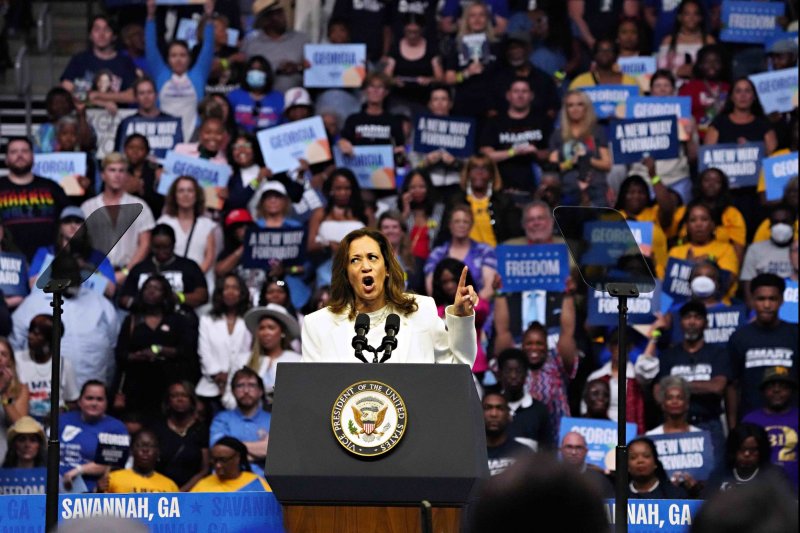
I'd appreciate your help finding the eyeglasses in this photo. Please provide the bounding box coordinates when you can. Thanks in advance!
[211,454,238,465]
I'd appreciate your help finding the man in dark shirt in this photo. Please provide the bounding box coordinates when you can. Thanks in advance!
[339,72,405,156]
[479,78,552,203]
[496,348,552,450]
[655,299,730,467]
[483,391,534,476]
[728,273,798,427]
[0,137,69,261]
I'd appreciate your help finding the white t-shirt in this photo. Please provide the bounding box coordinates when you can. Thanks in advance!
[156,214,217,269]
[80,193,156,268]
[16,352,80,422]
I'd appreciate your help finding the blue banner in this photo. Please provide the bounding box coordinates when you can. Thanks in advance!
[333,145,396,190]
[749,68,799,114]
[611,116,679,164]
[158,151,233,210]
[115,115,183,158]
[496,244,570,292]
[625,96,692,120]
[579,85,639,119]
[242,227,306,268]
[412,114,477,158]
[303,44,367,88]
[720,1,784,43]
[257,116,332,174]
[0,492,284,531]
[0,251,29,297]
[587,282,661,327]
[763,151,798,201]
[559,417,637,470]
[581,220,648,266]
[663,258,694,300]
[617,56,657,77]
[0,467,46,495]
[780,279,798,324]
[604,499,703,531]
[649,431,715,481]
[698,142,764,189]
[672,303,746,346]
[31,152,88,196]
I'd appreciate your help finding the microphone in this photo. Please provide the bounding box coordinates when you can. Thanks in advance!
[352,313,370,363]
[378,314,401,363]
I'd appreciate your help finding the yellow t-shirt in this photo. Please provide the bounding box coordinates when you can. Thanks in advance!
[619,207,668,279]
[107,469,180,493]
[668,240,740,296]
[569,72,641,92]
[669,205,747,247]
[190,471,271,493]
[468,195,496,247]
[754,218,799,243]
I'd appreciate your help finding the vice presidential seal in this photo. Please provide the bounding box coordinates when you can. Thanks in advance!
[331,380,407,457]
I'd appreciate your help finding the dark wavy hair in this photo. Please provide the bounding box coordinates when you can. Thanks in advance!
[211,273,251,318]
[133,274,178,315]
[692,44,730,81]
[241,55,275,93]
[694,167,733,215]
[259,276,297,317]
[328,228,418,319]
[614,175,654,212]
[162,379,199,417]
[432,257,473,307]
[1,426,46,468]
[720,77,765,117]
[679,199,719,244]
[667,0,710,54]
[226,130,264,168]
[163,175,205,217]
[399,169,437,216]
[628,437,671,485]
[725,423,771,471]
[323,168,369,225]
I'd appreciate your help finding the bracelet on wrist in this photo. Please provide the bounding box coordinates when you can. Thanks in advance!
[651,174,662,185]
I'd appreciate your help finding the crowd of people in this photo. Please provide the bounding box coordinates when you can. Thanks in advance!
[0,0,796,502]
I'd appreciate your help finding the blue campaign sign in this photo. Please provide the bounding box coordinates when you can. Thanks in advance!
[0,467,46,495]
[604,500,704,531]
[304,44,367,88]
[780,279,798,323]
[764,31,799,52]
[763,151,798,201]
[31,152,88,196]
[580,85,639,119]
[720,1,784,43]
[749,68,799,114]
[257,116,332,174]
[663,258,694,300]
[611,116,679,164]
[413,114,477,158]
[0,492,285,531]
[496,244,569,292]
[698,142,764,189]
[617,56,657,77]
[0,252,29,297]
[242,227,306,268]
[650,431,715,481]
[158,151,233,194]
[559,417,637,471]
[672,303,747,346]
[115,115,183,158]
[625,96,692,120]
[333,145,396,190]
[587,282,661,327]
[581,220,649,266]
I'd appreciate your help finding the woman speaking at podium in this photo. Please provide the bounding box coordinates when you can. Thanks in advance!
[301,228,478,364]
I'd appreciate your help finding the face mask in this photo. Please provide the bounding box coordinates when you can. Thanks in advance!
[684,329,703,343]
[690,276,716,298]
[246,69,267,89]
[770,223,794,245]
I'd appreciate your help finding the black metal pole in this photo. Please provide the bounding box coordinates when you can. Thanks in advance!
[615,294,629,533]
[45,282,68,532]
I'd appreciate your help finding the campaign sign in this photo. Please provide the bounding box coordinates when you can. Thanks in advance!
[0,493,284,531]
[611,116,679,164]
[764,31,799,52]
[460,32,491,63]
[559,417,637,471]
[588,282,661,327]
[671,303,746,346]
[618,56,657,77]
[115,115,183,158]
[158,152,232,209]
[581,220,650,267]
[698,142,764,188]
[333,145,395,190]
[413,114,477,158]
[663,258,693,299]
[176,18,200,48]
[650,431,714,480]
[95,432,130,469]
[304,44,367,88]
[0,252,28,297]
[763,151,798,201]
[749,68,799,114]
[242,227,306,268]
[496,244,570,292]
[580,85,639,119]
[86,108,137,160]
[720,1,784,44]
[0,468,46,495]
[31,152,87,196]
[780,279,798,324]
[604,499,703,531]
[627,221,654,257]
[257,116,332,174]
[626,96,692,121]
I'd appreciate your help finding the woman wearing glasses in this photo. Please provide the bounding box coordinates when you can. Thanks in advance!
[191,435,270,492]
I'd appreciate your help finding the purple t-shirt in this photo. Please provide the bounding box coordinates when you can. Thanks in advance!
[743,407,799,490]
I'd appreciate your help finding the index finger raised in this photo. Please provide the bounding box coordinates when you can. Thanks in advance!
[458,265,468,289]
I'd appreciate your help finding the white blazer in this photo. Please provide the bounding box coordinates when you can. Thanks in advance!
[301,295,476,365]
[196,314,253,398]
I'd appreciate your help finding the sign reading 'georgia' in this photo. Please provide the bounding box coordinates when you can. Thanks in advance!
[332,381,407,458]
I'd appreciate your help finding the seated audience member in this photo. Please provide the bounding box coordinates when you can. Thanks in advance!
[14,315,79,428]
[227,55,283,133]
[152,381,210,492]
[727,274,798,428]
[241,305,301,402]
[114,77,184,158]
[559,431,614,498]
[628,437,690,499]
[123,134,164,217]
[173,117,230,167]
[740,204,795,307]
[1,416,46,469]
[215,209,264,305]
[81,152,156,284]
[648,376,701,435]
[582,379,612,422]
[209,368,270,476]
[569,37,639,91]
[103,430,179,493]
[191,435,270,492]
[225,131,269,213]
[34,87,95,154]
[0,337,30,463]
[742,367,798,491]
[495,348,552,451]
[114,274,197,419]
[483,392,534,476]
[46,116,96,204]
[119,224,209,310]
[59,381,130,493]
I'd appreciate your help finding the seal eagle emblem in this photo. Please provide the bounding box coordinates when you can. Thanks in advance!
[331,380,407,457]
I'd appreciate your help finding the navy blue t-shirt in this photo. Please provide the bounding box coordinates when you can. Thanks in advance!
[656,343,731,419]
[60,50,138,101]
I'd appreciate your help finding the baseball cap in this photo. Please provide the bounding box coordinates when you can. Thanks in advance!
[224,208,254,227]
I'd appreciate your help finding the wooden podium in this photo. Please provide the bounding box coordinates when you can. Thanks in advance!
[265,363,488,533]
